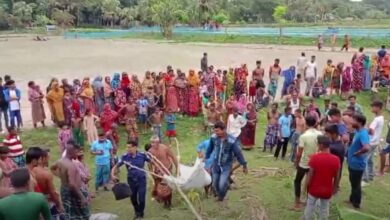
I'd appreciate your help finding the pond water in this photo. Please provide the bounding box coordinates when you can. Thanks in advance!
[64,26,390,39]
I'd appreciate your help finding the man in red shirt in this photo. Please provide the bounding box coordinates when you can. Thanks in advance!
[303,135,341,220]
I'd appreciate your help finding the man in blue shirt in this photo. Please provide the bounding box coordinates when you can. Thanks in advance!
[205,121,248,202]
[90,132,113,192]
[111,140,150,219]
[347,114,369,209]
[274,107,292,160]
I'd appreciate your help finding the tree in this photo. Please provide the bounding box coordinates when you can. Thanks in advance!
[119,7,136,28]
[13,1,36,25]
[151,0,180,39]
[272,5,287,41]
[101,0,120,27]
[212,11,228,25]
[52,8,75,27]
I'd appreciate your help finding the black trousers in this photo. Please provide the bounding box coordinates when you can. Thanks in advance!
[294,166,309,198]
[349,167,363,208]
[274,137,289,159]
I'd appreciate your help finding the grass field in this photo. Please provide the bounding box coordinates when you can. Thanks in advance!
[21,90,390,220]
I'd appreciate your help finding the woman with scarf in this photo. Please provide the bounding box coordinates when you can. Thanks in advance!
[234,74,247,99]
[371,55,380,92]
[226,68,235,99]
[100,103,118,133]
[141,71,154,96]
[28,81,46,128]
[72,79,82,95]
[46,82,64,124]
[236,94,247,115]
[92,76,105,115]
[363,55,372,91]
[187,70,200,117]
[121,72,131,98]
[241,103,257,149]
[330,62,343,96]
[341,66,352,100]
[80,78,95,114]
[352,49,365,92]
[111,73,121,91]
[322,59,334,93]
[175,71,188,115]
[165,70,179,112]
[281,66,296,97]
[104,76,114,108]
[63,90,73,126]
[114,88,127,126]
[131,75,142,100]
[46,78,58,94]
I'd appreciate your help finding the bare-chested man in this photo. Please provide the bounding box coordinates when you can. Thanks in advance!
[119,97,138,143]
[267,103,280,122]
[290,109,306,162]
[148,135,178,208]
[148,107,164,141]
[51,140,90,220]
[206,103,222,132]
[252,60,265,86]
[33,149,64,218]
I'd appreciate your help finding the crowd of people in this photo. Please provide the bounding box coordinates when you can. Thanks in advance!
[0,46,389,219]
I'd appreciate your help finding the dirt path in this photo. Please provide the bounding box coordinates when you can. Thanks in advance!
[0,36,365,127]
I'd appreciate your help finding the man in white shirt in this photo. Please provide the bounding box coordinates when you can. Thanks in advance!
[227,108,247,141]
[304,56,317,96]
[362,101,384,186]
[296,52,307,76]
[4,80,22,130]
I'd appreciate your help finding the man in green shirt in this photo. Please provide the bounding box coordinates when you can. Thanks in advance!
[0,168,50,220]
[293,115,322,210]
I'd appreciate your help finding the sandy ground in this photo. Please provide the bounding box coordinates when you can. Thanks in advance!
[0,36,372,127]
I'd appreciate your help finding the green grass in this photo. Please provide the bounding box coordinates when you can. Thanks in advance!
[21,90,390,220]
[119,32,390,49]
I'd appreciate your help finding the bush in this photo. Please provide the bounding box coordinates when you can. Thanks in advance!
[7,15,23,29]
[52,9,75,27]
[0,9,9,30]
[34,15,53,27]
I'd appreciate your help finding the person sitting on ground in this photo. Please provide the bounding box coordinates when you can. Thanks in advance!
[0,168,51,220]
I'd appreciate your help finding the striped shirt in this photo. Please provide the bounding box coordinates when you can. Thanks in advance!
[3,135,24,158]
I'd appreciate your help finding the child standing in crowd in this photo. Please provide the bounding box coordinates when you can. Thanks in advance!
[263,117,279,152]
[106,123,120,150]
[83,109,99,145]
[3,126,24,167]
[137,96,149,135]
[148,108,163,141]
[248,79,256,103]
[72,115,84,148]
[90,132,113,193]
[165,109,177,145]
[57,122,72,154]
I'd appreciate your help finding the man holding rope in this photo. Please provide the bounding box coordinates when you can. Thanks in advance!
[111,140,150,220]
[148,135,178,208]
[206,121,248,202]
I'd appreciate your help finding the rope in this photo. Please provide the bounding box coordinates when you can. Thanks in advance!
[146,145,203,220]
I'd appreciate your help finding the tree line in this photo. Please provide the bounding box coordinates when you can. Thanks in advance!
[0,0,389,37]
